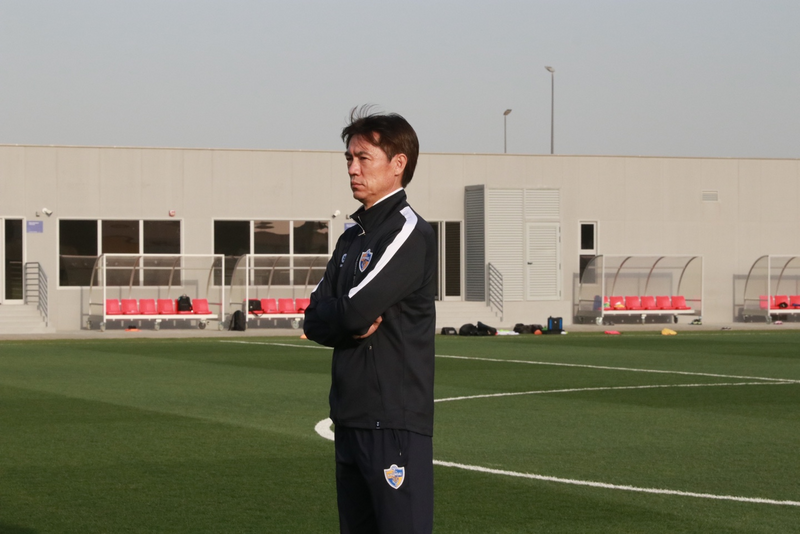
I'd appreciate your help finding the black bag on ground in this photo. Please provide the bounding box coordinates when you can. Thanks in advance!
[546,316,563,334]
[459,323,478,336]
[514,323,532,334]
[177,295,193,312]
[229,310,246,331]
[530,324,544,333]
[248,299,262,313]
[441,327,458,335]
[477,321,497,336]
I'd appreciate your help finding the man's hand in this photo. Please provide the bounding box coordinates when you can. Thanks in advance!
[353,316,382,339]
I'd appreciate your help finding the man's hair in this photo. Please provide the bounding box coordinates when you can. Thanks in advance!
[341,105,419,187]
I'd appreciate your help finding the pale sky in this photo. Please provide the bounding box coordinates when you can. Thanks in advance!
[1,0,798,158]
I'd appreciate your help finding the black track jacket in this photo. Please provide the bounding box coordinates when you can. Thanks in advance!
[303,190,437,436]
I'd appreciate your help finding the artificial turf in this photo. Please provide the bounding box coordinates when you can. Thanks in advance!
[0,332,798,533]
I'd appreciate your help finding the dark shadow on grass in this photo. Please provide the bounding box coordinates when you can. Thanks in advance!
[0,523,37,534]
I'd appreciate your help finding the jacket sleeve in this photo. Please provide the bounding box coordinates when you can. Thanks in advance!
[303,248,349,348]
[314,211,430,335]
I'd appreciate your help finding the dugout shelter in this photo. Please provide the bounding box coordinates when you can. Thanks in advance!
[227,254,322,328]
[741,255,800,323]
[575,255,703,325]
[86,254,225,331]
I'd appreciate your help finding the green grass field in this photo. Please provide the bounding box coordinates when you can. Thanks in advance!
[1,332,799,533]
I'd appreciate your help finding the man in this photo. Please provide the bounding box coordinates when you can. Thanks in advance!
[303,107,437,534]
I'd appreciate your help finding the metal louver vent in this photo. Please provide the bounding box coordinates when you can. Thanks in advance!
[525,189,560,219]
[487,190,524,301]
[702,191,719,202]
[464,186,486,301]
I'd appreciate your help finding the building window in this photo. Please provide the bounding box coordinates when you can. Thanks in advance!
[293,221,329,254]
[59,220,98,287]
[214,219,329,288]
[102,220,140,286]
[431,221,462,300]
[579,221,597,282]
[3,219,24,300]
[214,221,250,285]
[143,221,181,253]
[581,223,595,252]
[59,219,182,287]
[143,221,182,285]
[102,220,139,254]
[254,221,290,254]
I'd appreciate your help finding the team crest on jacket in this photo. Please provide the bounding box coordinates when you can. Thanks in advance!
[359,250,373,272]
[384,464,405,489]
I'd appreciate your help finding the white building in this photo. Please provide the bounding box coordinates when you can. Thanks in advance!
[1,143,799,332]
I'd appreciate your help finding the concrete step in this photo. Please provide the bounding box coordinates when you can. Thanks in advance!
[0,317,47,326]
[0,304,52,335]
[0,306,41,316]
[0,326,54,335]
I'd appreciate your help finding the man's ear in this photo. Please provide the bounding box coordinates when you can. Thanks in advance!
[392,153,408,180]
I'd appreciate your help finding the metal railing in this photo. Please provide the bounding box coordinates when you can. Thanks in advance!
[487,263,504,321]
[24,262,49,326]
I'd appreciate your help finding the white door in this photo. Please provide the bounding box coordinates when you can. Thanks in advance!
[1,219,25,304]
[526,222,561,300]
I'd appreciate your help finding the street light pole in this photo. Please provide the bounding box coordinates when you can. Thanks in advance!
[545,66,555,154]
[503,109,512,153]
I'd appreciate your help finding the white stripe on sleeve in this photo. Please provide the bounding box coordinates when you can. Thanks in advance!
[311,277,323,295]
[348,207,417,299]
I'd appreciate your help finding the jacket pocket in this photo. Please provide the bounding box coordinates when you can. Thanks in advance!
[332,340,384,423]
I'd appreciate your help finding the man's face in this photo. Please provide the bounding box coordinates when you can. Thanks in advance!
[345,135,405,209]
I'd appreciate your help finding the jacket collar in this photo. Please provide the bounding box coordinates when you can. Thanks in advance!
[351,189,407,235]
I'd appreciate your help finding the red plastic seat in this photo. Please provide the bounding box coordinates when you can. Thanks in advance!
[790,295,800,309]
[121,299,139,315]
[157,299,176,314]
[139,299,157,315]
[655,296,674,310]
[609,296,626,310]
[671,295,691,310]
[772,295,790,310]
[106,299,122,315]
[295,298,311,313]
[193,298,212,315]
[261,298,278,314]
[759,295,771,310]
[624,296,642,310]
[278,298,296,314]
[640,296,657,310]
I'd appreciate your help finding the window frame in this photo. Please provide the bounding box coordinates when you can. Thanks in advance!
[58,218,184,288]
[213,218,331,288]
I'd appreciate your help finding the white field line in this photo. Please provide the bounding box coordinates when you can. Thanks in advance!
[434,381,795,403]
[314,418,336,441]
[226,341,800,505]
[220,341,329,350]
[433,459,800,507]
[313,417,800,507]
[221,342,800,384]
[436,354,800,383]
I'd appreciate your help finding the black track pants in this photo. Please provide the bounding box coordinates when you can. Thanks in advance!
[334,426,433,534]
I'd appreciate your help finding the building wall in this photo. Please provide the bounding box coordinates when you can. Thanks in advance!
[1,144,798,330]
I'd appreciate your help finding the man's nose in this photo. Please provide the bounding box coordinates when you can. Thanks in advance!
[348,160,360,176]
